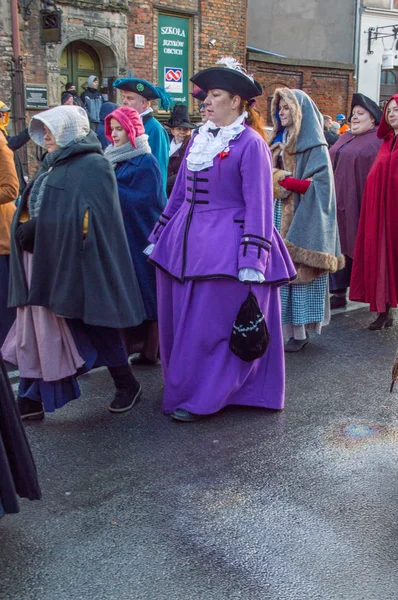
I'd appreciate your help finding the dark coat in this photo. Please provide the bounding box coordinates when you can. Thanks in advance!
[115,153,164,319]
[166,135,191,196]
[323,127,339,149]
[8,131,147,328]
[0,355,41,513]
[97,102,117,150]
[80,88,103,124]
[6,128,30,194]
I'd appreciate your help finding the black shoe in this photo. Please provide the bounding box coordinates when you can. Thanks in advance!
[369,313,394,330]
[284,334,309,353]
[108,381,142,413]
[170,409,203,422]
[330,295,347,310]
[129,353,158,366]
[17,396,45,421]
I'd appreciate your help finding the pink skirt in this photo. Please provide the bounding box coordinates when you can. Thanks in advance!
[1,252,84,382]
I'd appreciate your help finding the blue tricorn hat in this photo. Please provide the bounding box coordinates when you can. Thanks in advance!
[113,77,174,111]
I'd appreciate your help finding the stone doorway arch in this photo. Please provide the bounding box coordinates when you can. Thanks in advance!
[45,17,127,107]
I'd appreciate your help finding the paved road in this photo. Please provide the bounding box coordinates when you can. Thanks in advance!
[1,307,398,600]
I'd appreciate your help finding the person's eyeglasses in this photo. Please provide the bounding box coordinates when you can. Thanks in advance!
[199,103,206,110]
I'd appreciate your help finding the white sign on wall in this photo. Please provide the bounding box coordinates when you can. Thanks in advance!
[134,34,145,48]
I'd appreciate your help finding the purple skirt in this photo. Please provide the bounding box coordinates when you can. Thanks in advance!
[157,272,285,415]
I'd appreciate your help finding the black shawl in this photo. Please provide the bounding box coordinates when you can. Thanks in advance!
[8,132,147,328]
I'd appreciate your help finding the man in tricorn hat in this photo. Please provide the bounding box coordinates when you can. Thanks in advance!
[113,77,172,195]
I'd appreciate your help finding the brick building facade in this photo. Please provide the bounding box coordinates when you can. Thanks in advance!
[1,0,247,112]
[248,51,355,126]
[0,0,247,171]
[1,0,356,173]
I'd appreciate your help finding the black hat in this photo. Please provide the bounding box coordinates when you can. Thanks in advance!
[350,93,383,125]
[191,58,262,101]
[191,84,207,102]
[166,104,195,128]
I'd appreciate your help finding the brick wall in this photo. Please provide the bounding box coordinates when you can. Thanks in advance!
[248,53,355,126]
[128,0,247,84]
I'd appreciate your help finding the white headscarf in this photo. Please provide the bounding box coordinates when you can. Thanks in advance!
[29,105,90,148]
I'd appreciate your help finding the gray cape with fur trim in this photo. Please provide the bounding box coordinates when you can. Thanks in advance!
[8,132,147,328]
[270,88,343,282]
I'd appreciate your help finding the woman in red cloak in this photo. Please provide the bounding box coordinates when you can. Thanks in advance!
[350,95,398,329]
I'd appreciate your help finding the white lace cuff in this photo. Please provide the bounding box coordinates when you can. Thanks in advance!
[238,268,265,283]
[143,243,155,256]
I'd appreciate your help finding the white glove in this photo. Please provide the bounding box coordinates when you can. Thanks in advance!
[143,243,155,256]
[238,268,265,283]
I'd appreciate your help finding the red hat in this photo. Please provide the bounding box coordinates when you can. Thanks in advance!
[105,106,145,147]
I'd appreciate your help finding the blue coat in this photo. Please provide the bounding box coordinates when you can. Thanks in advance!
[115,153,165,319]
[143,115,170,198]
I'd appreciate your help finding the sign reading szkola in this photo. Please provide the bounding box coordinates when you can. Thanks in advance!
[25,85,48,109]
[158,13,190,106]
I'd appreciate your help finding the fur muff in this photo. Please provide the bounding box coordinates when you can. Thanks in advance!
[273,168,291,199]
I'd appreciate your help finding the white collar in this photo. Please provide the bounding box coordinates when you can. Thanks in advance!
[140,107,153,119]
[169,139,183,156]
[186,112,247,172]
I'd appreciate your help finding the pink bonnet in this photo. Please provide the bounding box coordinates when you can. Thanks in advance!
[105,106,145,147]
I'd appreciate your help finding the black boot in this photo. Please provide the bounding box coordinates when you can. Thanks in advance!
[17,397,45,421]
[369,305,393,330]
[108,365,142,413]
[330,294,347,310]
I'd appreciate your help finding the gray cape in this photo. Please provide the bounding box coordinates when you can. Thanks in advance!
[8,132,147,328]
[270,88,344,282]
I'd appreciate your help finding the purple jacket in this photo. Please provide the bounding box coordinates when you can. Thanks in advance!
[149,125,296,285]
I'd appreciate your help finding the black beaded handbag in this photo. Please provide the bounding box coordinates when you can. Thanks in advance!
[229,288,270,362]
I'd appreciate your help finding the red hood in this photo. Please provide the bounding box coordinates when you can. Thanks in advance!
[377,94,398,140]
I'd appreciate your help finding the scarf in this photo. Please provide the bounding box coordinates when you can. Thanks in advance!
[186,111,247,172]
[104,134,151,168]
[28,148,64,218]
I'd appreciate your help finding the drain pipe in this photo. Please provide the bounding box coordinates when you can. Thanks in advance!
[11,0,21,61]
[353,0,362,87]
[10,0,28,172]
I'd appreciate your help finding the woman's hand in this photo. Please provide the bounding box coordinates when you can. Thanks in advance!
[16,218,37,253]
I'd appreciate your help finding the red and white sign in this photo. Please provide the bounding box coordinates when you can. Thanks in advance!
[164,67,183,93]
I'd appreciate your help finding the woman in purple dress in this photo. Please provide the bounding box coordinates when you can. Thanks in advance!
[146,58,296,422]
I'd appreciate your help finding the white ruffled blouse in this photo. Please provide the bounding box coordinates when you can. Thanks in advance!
[186,111,247,172]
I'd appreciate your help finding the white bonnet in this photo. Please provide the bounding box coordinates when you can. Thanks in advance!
[29,105,90,148]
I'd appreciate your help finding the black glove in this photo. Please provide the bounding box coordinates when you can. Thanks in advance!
[16,218,37,253]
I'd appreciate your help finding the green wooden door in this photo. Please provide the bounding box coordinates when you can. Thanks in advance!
[60,41,101,97]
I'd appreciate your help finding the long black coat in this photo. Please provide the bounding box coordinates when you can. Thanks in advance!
[0,355,41,513]
[8,132,147,328]
[166,135,191,196]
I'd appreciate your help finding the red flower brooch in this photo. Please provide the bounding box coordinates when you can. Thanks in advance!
[217,147,230,160]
